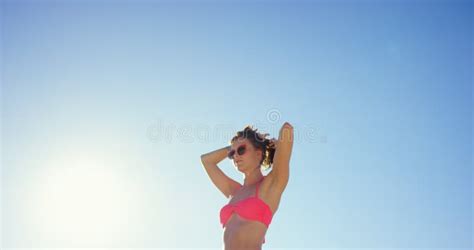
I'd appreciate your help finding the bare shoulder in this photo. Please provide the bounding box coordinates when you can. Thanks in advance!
[229,182,243,198]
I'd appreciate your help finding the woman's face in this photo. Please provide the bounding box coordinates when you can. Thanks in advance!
[230,138,262,172]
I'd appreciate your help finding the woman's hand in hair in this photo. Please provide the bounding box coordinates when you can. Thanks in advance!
[279,122,294,142]
[281,122,293,131]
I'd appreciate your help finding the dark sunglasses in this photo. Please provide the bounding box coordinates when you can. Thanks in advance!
[227,145,247,159]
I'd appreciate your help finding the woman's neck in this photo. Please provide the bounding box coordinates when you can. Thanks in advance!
[243,171,264,186]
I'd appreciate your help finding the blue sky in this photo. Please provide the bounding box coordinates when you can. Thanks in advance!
[1,0,472,249]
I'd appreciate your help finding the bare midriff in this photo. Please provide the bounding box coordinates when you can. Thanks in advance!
[223,213,268,250]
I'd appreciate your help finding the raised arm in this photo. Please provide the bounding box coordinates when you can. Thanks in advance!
[268,122,294,191]
[201,146,242,198]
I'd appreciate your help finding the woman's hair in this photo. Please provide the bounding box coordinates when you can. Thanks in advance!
[230,125,276,170]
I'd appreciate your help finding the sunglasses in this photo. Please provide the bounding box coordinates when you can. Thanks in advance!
[227,145,247,159]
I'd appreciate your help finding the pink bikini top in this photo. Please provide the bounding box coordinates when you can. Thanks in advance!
[219,176,273,243]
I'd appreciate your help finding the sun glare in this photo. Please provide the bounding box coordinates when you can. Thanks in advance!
[25,156,146,246]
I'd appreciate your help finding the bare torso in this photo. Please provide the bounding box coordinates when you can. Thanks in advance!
[223,175,284,250]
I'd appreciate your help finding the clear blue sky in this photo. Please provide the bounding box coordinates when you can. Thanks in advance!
[1,0,472,249]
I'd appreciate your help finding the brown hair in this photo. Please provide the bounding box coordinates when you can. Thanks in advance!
[230,125,276,170]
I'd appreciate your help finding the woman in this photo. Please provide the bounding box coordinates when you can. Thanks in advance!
[200,122,294,250]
